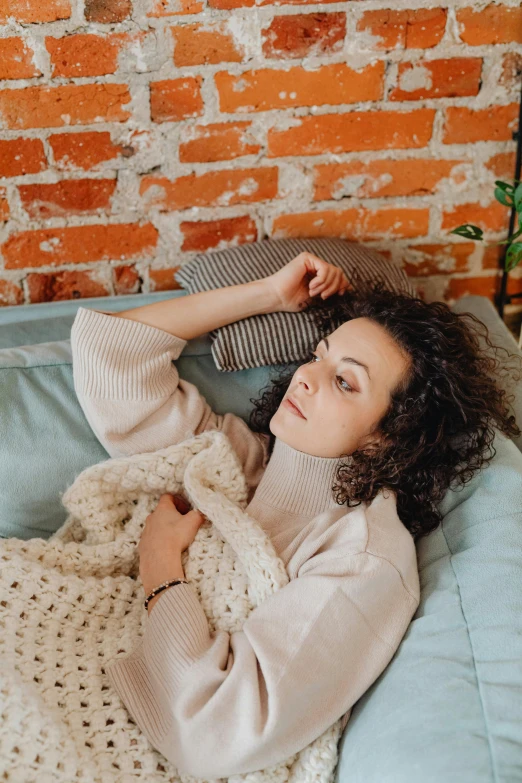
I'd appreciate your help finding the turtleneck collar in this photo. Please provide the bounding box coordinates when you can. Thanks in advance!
[249,436,347,519]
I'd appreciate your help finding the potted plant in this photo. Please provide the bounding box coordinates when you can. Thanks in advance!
[450,178,522,273]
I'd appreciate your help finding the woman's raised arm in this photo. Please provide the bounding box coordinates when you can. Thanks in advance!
[69,302,269,488]
[111,277,279,340]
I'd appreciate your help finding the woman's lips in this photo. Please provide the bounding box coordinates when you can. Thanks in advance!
[283,399,306,419]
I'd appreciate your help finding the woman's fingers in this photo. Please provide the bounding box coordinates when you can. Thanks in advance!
[320,270,342,298]
[316,270,350,299]
[307,262,350,298]
[310,268,327,286]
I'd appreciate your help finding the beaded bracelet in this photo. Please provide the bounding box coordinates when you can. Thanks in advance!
[144,578,189,609]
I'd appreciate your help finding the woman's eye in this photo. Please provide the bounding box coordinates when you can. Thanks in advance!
[307,353,354,393]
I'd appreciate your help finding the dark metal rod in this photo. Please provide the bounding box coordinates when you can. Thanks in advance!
[496,76,522,320]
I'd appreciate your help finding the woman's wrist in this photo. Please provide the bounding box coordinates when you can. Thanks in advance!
[146,580,186,614]
[142,550,186,607]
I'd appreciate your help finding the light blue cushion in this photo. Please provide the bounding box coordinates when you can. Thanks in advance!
[0,290,284,539]
[0,291,180,348]
[336,429,522,783]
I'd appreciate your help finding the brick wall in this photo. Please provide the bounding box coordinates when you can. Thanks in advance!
[0,0,521,307]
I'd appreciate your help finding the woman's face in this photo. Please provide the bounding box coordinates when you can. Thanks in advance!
[270,317,411,458]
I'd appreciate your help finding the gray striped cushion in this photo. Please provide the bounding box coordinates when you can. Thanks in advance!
[174,237,416,372]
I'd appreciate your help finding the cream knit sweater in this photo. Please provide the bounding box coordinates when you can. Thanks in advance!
[68,306,420,779]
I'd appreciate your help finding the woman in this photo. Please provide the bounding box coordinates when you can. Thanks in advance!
[70,252,521,779]
[250,260,522,542]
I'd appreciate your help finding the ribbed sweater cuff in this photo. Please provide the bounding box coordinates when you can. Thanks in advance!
[71,307,188,399]
[105,583,212,745]
[105,640,172,747]
[143,582,213,692]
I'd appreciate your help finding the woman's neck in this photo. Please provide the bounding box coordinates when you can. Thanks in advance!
[247,436,348,518]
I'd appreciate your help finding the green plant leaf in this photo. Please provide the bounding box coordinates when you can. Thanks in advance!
[449,224,484,240]
[505,243,522,272]
[494,185,514,207]
[495,179,516,192]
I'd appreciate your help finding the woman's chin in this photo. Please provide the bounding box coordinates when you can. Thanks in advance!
[269,411,285,436]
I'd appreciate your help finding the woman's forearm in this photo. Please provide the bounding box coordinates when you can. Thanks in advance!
[112,278,279,341]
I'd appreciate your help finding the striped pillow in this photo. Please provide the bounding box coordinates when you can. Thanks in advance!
[174,237,416,372]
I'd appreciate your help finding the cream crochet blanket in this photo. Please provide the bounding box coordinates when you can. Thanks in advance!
[0,430,344,783]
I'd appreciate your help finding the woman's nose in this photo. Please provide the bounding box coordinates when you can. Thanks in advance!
[295,368,313,390]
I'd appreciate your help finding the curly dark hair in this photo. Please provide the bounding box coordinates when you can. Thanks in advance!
[247,279,522,542]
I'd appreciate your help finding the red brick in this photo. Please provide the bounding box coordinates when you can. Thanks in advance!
[85,0,131,22]
[18,179,117,219]
[140,167,278,211]
[208,0,252,7]
[0,279,24,306]
[482,244,503,270]
[0,189,9,222]
[500,52,522,89]
[507,275,522,304]
[149,267,185,291]
[148,0,203,17]
[0,84,131,131]
[357,8,447,50]
[482,246,522,278]
[456,5,522,45]
[150,77,204,123]
[179,121,261,162]
[273,207,429,240]
[313,158,466,200]
[113,264,142,295]
[0,38,40,80]
[46,33,130,78]
[171,22,244,66]
[180,215,258,251]
[443,104,519,144]
[507,278,522,298]
[485,151,516,179]
[375,249,392,262]
[27,270,110,303]
[268,108,435,157]
[259,0,345,6]
[49,131,132,170]
[389,58,482,101]
[261,12,346,59]
[0,138,46,177]
[216,61,384,112]
[402,242,475,277]
[445,275,498,302]
[0,0,70,22]
[2,223,158,269]
[442,201,508,233]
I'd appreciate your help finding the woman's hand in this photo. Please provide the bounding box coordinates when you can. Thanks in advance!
[138,493,207,593]
[264,252,352,313]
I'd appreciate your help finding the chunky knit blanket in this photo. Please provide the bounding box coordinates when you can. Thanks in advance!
[0,430,344,783]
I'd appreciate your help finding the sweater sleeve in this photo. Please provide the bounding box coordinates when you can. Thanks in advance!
[105,548,419,779]
[70,306,268,490]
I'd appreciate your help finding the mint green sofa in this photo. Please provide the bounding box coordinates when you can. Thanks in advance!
[1,292,521,782]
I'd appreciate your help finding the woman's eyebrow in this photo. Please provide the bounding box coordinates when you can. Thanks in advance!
[318,337,372,381]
